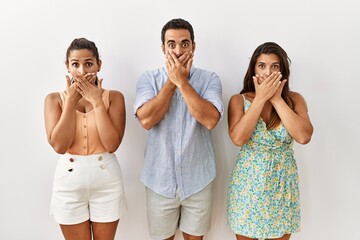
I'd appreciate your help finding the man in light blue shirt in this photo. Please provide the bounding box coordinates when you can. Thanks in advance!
[134,18,223,240]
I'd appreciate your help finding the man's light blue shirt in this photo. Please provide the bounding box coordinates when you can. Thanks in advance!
[134,66,223,200]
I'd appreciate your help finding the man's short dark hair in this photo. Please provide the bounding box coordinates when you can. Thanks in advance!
[161,18,194,44]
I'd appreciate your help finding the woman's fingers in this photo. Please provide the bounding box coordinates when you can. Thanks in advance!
[65,75,71,87]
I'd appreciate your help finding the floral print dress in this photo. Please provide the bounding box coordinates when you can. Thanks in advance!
[227,95,300,239]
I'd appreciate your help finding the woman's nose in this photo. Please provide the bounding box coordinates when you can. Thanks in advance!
[79,66,86,75]
[263,68,271,77]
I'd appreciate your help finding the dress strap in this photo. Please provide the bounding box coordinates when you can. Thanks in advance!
[240,94,246,102]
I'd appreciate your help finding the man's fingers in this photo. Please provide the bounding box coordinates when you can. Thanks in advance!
[169,51,181,64]
[186,57,193,70]
[166,52,175,66]
[178,51,188,63]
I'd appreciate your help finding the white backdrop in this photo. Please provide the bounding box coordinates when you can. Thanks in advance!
[0,0,359,239]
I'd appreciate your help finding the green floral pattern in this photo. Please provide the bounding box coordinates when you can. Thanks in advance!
[227,97,300,239]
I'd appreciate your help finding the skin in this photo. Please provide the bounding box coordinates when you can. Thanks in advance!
[44,49,125,239]
[136,29,220,130]
[164,232,204,240]
[60,220,119,240]
[228,53,313,240]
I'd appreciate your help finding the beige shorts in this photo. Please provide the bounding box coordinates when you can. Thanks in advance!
[145,182,213,239]
[50,153,127,225]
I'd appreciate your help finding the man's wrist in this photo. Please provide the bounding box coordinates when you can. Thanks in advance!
[177,78,189,90]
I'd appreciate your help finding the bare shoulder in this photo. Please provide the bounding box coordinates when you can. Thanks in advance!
[45,92,61,104]
[109,90,124,98]
[229,93,243,106]
[290,91,307,104]
[230,92,254,103]
[109,90,125,105]
[230,93,242,101]
[290,91,309,111]
[228,93,245,113]
[44,92,62,116]
[228,93,246,124]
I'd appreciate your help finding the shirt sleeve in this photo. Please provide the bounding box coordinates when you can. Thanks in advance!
[134,72,155,118]
[202,72,224,120]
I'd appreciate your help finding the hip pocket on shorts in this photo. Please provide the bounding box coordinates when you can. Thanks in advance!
[54,162,74,182]
[103,158,122,179]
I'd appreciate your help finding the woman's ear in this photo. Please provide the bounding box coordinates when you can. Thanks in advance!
[65,61,70,72]
[97,60,102,72]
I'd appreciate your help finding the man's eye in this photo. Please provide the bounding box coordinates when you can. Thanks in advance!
[182,43,189,47]
[169,44,175,48]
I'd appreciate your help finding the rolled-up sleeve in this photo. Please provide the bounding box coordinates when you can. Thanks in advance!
[202,72,224,120]
[134,72,155,118]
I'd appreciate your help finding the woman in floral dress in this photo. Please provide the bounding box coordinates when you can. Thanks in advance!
[227,42,313,240]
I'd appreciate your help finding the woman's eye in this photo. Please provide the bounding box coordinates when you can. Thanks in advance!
[273,65,279,69]
[86,62,93,67]
[258,64,264,69]
[72,63,79,67]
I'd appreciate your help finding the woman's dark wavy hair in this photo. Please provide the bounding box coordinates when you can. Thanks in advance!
[241,42,294,129]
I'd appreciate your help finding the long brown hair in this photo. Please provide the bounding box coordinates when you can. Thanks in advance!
[241,42,294,129]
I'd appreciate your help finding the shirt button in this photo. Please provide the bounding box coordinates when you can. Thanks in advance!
[98,156,103,161]
[68,168,73,172]
[69,158,74,162]
[100,164,106,169]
